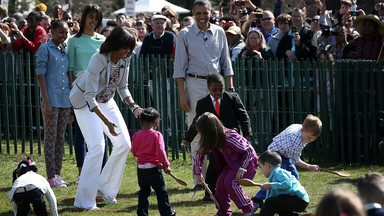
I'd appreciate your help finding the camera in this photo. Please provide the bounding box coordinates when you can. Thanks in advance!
[351,11,360,16]
[209,16,217,24]
[67,22,74,27]
[255,13,263,19]
[320,25,332,37]
[291,27,297,34]
[246,50,256,57]
[136,21,143,27]
[241,8,251,15]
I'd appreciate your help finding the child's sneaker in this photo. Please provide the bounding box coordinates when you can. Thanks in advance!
[55,175,69,186]
[243,203,259,216]
[48,176,67,188]
[97,189,117,204]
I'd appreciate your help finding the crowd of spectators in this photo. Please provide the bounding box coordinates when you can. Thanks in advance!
[1,0,384,62]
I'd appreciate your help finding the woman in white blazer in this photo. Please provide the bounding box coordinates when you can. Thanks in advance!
[70,26,142,210]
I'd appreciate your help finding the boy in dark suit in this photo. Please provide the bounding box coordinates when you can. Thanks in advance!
[181,73,252,200]
[358,172,384,216]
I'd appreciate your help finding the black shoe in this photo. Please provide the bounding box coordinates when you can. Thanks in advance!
[202,195,213,201]
[251,197,263,209]
[193,184,204,191]
[170,209,176,215]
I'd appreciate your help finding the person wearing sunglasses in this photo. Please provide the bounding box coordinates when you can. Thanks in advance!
[256,10,279,43]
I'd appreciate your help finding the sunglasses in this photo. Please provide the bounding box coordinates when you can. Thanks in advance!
[261,17,272,21]
[164,14,175,18]
[312,18,319,22]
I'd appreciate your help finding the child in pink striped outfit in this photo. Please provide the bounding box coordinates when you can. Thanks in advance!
[193,112,259,216]
[131,107,176,216]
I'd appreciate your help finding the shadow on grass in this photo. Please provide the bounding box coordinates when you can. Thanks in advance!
[329,177,359,185]
[0,187,11,192]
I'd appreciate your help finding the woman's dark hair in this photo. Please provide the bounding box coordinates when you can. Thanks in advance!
[140,107,161,123]
[207,73,224,87]
[12,156,38,183]
[196,112,227,154]
[26,11,42,23]
[50,20,68,31]
[75,4,103,38]
[99,26,136,55]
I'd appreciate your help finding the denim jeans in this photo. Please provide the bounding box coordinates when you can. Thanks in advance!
[137,167,173,216]
[13,188,48,216]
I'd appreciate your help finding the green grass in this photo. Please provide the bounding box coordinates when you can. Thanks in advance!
[0,151,383,216]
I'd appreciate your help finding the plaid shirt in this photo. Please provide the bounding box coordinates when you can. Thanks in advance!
[268,124,307,164]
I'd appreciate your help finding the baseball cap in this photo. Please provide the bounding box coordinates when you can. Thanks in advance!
[151,14,167,22]
[226,26,242,36]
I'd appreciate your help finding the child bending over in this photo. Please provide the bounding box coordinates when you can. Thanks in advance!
[131,107,176,216]
[253,114,322,208]
[258,150,309,216]
[194,112,258,216]
[9,156,58,216]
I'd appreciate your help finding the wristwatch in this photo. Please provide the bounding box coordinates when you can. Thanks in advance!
[228,87,235,92]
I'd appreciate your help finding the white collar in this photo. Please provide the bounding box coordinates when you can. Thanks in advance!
[210,95,221,103]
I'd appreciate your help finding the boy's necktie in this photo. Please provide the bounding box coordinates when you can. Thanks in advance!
[214,99,220,117]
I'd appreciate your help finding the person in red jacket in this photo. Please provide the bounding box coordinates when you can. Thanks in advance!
[12,11,46,54]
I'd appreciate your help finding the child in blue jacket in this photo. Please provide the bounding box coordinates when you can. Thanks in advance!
[258,150,309,216]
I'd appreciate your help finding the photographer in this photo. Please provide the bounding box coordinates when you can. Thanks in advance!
[240,29,274,60]
[276,8,316,61]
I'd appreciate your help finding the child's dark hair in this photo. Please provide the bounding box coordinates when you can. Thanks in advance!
[140,107,160,123]
[258,150,282,167]
[50,20,68,31]
[196,112,227,154]
[207,73,225,87]
[12,156,38,183]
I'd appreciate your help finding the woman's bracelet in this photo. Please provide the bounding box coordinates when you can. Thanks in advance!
[128,102,140,113]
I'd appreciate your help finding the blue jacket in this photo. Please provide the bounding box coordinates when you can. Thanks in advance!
[266,166,309,202]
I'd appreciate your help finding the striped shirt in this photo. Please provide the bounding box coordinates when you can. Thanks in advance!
[350,36,381,60]
[193,129,257,175]
[268,124,307,164]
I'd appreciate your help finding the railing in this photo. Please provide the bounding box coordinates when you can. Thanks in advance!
[1,52,383,164]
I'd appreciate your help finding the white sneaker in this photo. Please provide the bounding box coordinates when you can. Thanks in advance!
[55,175,69,186]
[97,189,117,204]
[74,205,100,210]
[48,176,67,188]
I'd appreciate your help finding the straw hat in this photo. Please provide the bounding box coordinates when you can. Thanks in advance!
[353,14,384,36]
[226,26,242,36]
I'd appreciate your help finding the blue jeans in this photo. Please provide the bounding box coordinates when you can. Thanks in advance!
[13,188,48,216]
[74,119,109,168]
[253,156,299,202]
[137,167,173,216]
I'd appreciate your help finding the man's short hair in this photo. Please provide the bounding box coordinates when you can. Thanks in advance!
[358,172,384,204]
[276,13,292,26]
[116,13,126,20]
[258,150,282,167]
[193,0,212,10]
[207,73,224,87]
[302,114,322,137]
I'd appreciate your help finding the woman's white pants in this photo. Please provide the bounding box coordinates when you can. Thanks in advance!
[73,99,131,209]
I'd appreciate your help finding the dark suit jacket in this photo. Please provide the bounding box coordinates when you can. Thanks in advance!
[184,91,252,142]
[368,207,384,216]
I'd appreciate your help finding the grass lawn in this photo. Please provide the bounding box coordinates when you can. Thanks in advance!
[0,149,383,216]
